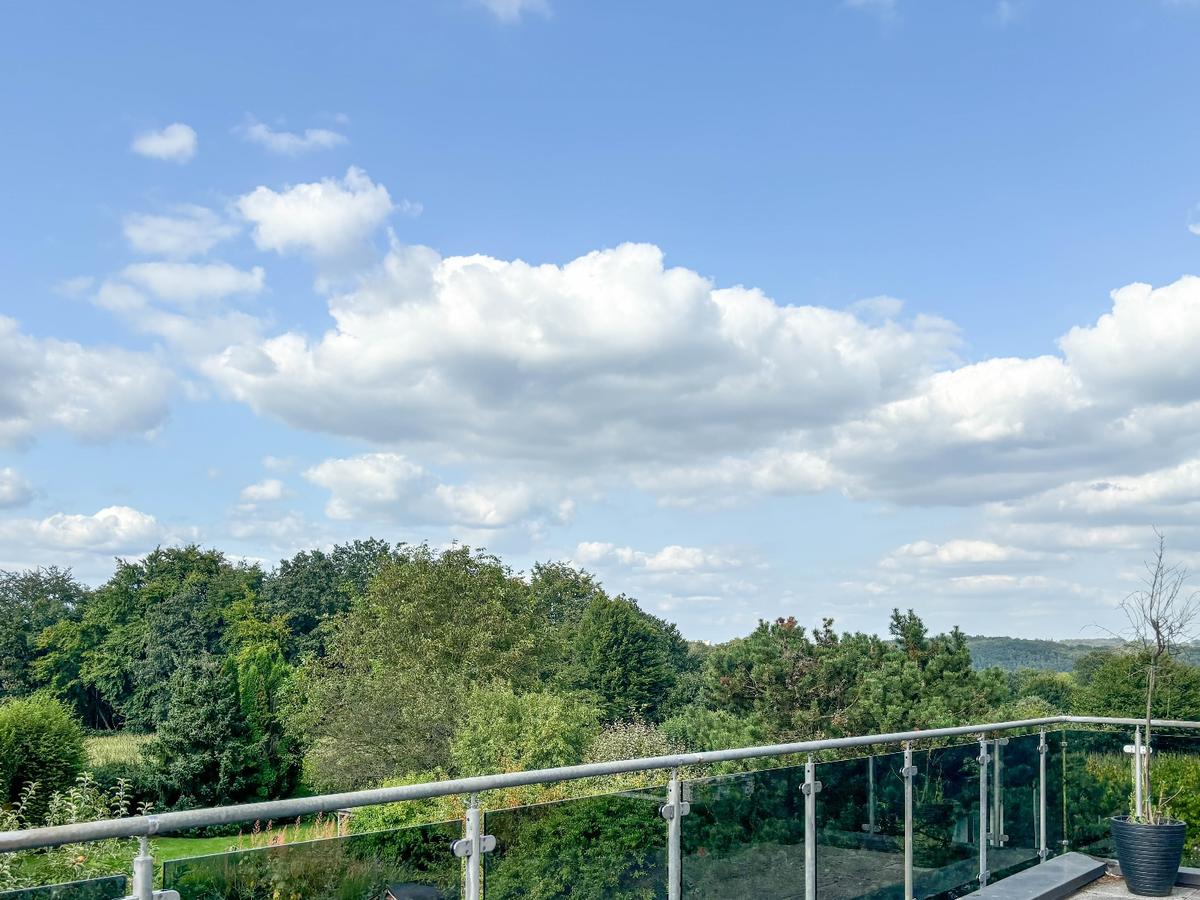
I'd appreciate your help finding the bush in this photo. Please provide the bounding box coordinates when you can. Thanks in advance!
[0,773,146,893]
[0,695,86,813]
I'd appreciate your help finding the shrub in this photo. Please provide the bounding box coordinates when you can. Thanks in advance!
[0,773,147,892]
[0,695,86,814]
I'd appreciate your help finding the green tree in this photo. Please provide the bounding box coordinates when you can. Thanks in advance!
[1074,650,1200,721]
[294,544,553,791]
[703,611,1007,741]
[262,538,394,659]
[235,641,298,798]
[143,654,267,806]
[0,568,87,700]
[450,684,599,776]
[529,561,607,628]
[564,596,677,723]
[0,695,86,815]
[1009,668,1076,712]
[34,547,261,731]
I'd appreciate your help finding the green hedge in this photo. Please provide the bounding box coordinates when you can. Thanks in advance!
[0,696,85,814]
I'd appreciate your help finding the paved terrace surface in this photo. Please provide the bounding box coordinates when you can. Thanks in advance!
[1075,873,1200,900]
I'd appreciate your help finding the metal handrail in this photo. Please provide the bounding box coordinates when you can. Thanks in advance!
[0,713,1193,852]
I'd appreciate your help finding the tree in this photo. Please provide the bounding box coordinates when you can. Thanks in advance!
[235,641,298,798]
[0,695,86,815]
[143,654,267,806]
[0,568,87,700]
[1119,530,1200,821]
[449,685,599,776]
[262,539,394,659]
[1009,668,1077,713]
[34,547,262,731]
[703,611,1007,742]
[293,544,554,791]
[564,595,677,723]
[529,561,607,628]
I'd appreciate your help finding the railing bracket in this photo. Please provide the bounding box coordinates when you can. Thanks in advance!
[660,801,691,821]
[452,834,496,858]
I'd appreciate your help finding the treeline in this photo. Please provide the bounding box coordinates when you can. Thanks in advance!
[3,541,1199,818]
[965,634,1200,672]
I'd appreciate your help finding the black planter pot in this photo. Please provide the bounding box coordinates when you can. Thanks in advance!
[1111,816,1187,896]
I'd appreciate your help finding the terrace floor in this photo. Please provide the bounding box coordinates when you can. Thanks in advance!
[1075,872,1200,900]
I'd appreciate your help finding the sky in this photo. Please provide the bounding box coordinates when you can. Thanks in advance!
[3,0,1200,642]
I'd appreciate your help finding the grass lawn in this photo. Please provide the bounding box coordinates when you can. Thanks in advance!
[152,818,348,862]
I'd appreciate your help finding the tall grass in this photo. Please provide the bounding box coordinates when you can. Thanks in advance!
[84,733,153,768]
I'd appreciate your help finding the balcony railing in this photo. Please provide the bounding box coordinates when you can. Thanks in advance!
[1,715,1196,900]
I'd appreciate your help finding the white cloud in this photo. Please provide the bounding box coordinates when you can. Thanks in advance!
[1060,277,1200,404]
[240,478,287,503]
[235,167,396,260]
[130,123,197,162]
[0,506,162,552]
[119,262,265,304]
[475,0,550,22]
[0,316,171,447]
[123,206,239,258]
[574,541,739,573]
[881,538,1056,570]
[991,458,1200,524]
[238,118,348,155]
[93,280,265,358]
[206,241,958,476]
[0,468,33,509]
[304,452,565,529]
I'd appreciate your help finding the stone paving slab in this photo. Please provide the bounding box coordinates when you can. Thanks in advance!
[1074,873,1200,900]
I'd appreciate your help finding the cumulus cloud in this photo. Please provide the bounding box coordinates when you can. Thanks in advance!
[475,0,550,22]
[238,118,348,155]
[0,316,171,447]
[0,506,162,552]
[881,538,1058,570]
[1060,278,1200,404]
[94,285,266,362]
[118,262,265,305]
[0,468,34,509]
[304,452,568,529]
[123,206,240,258]
[240,478,287,503]
[206,241,958,472]
[574,541,740,573]
[130,123,197,162]
[990,458,1200,526]
[235,167,396,260]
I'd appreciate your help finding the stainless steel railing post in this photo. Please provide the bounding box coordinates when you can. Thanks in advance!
[903,743,916,900]
[804,755,821,900]
[663,767,689,900]
[978,736,989,887]
[451,793,494,900]
[132,835,154,900]
[1038,728,1048,860]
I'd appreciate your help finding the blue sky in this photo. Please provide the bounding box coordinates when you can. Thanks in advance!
[3,0,1200,640]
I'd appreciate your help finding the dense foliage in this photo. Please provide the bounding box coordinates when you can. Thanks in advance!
[0,695,86,815]
[4,539,1200,898]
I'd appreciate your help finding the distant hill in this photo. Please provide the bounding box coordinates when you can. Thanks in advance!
[965,635,1200,672]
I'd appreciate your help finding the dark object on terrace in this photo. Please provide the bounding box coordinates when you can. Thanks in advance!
[383,884,442,900]
[1110,816,1187,897]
